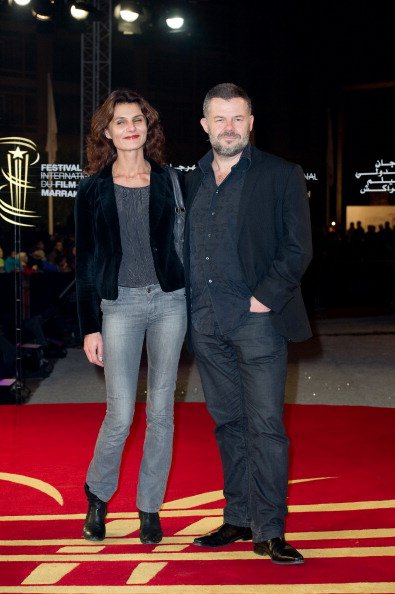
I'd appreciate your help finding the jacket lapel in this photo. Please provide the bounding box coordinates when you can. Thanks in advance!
[97,172,121,238]
[94,161,167,239]
[149,166,167,232]
[237,148,266,237]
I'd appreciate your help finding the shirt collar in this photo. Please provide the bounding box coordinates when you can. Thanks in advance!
[198,143,252,174]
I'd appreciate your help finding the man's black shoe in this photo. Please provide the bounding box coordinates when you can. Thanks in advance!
[82,483,107,541]
[193,523,252,547]
[253,536,304,564]
[138,509,163,544]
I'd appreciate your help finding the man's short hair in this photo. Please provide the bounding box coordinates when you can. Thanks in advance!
[203,83,252,117]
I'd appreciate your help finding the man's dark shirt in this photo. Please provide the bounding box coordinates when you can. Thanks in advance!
[189,145,252,335]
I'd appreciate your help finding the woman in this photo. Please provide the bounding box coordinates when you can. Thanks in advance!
[75,89,187,544]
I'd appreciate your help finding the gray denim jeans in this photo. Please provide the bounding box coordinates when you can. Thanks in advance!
[86,284,187,511]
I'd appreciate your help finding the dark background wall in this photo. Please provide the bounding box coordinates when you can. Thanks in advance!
[1,0,394,241]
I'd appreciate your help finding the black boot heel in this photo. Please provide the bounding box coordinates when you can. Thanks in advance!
[83,483,107,541]
[138,509,163,544]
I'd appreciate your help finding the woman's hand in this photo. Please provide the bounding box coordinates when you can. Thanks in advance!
[84,332,104,367]
[250,296,271,313]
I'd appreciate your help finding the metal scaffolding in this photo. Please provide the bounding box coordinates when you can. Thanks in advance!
[80,0,112,166]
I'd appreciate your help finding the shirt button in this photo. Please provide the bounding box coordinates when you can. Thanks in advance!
[206,256,210,260]
[208,279,213,283]
[211,211,215,215]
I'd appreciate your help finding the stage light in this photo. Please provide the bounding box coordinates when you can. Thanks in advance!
[31,0,54,20]
[114,1,140,22]
[70,2,89,19]
[114,2,151,35]
[166,16,184,30]
[163,6,188,33]
[69,1,100,20]
[32,8,51,20]
[10,0,190,35]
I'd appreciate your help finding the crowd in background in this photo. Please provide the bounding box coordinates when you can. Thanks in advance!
[0,235,76,275]
[0,219,394,367]
[1,220,394,277]
[1,220,394,318]
[306,220,395,313]
[314,220,395,262]
[0,231,79,355]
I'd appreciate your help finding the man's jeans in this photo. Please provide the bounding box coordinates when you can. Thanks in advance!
[192,312,289,542]
[87,285,187,512]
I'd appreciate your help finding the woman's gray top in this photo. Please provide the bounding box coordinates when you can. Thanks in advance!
[114,184,159,288]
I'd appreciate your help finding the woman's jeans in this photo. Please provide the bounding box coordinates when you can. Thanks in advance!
[86,284,187,512]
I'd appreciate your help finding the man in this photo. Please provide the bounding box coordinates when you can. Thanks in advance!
[184,83,312,564]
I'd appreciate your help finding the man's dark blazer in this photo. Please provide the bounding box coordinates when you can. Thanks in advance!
[183,145,313,342]
[74,160,184,337]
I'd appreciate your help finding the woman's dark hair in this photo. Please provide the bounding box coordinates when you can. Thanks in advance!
[85,89,166,174]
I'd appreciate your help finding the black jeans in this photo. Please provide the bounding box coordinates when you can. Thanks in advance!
[192,312,289,542]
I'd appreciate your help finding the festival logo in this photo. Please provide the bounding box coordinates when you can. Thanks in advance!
[0,136,40,227]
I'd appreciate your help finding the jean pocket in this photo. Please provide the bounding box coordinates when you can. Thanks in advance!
[100,297,118,311]
[169,288,186,300]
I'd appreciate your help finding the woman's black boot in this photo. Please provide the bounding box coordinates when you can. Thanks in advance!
[83,483,107,541]
[138,509,163,544]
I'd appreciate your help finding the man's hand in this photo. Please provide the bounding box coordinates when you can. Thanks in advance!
[84,332,104,367]
[250,296,271,313]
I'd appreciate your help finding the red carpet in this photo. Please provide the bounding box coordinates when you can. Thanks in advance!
[1,402,395,593]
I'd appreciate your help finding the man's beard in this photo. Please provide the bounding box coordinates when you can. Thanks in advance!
[209,131,249,157]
